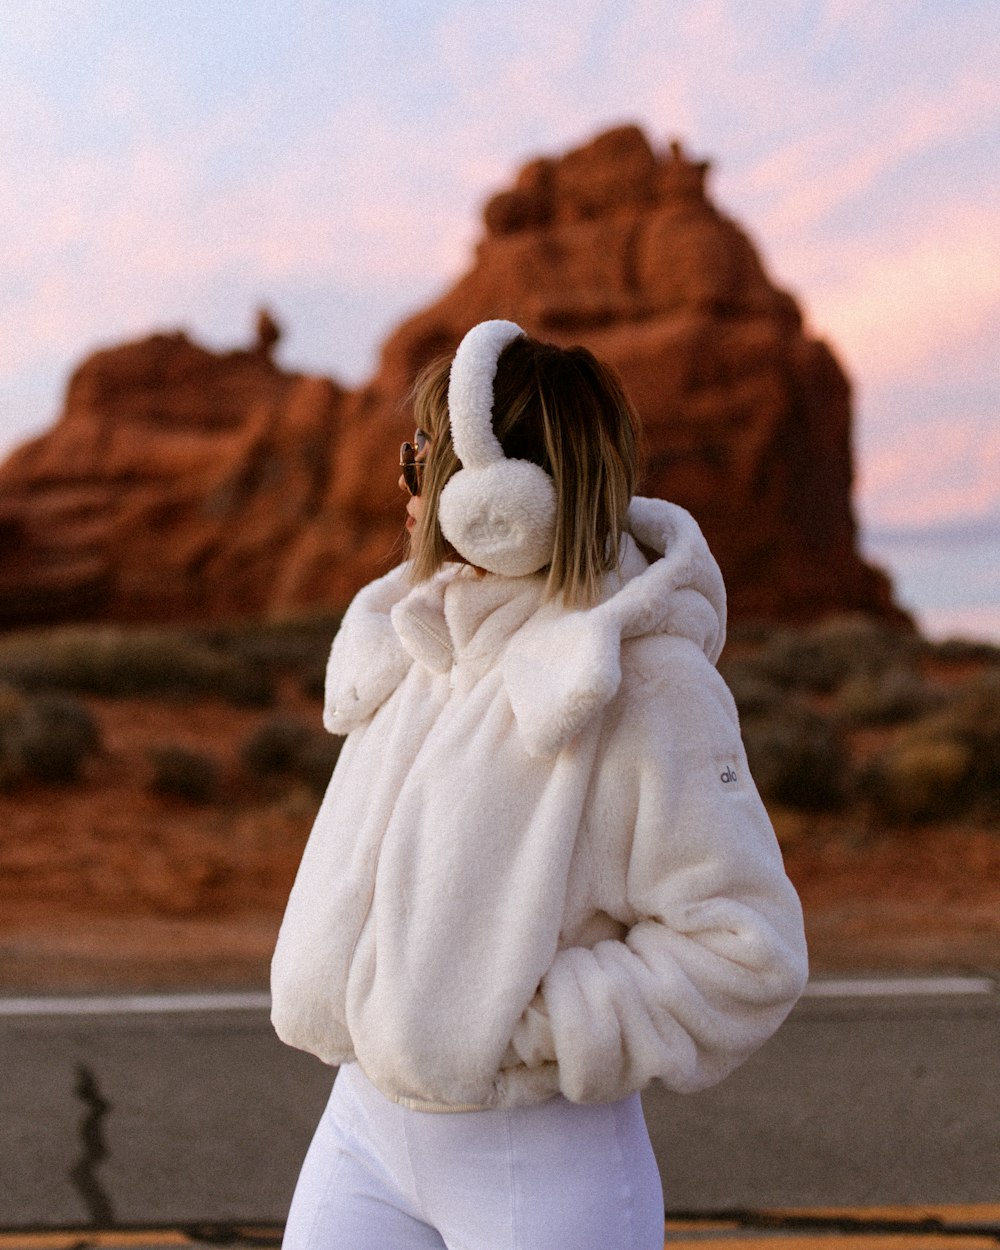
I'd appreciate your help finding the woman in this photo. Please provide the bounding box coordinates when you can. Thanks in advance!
[272,320,808,1249]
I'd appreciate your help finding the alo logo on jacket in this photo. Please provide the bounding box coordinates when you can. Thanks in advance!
[710,754,741,790]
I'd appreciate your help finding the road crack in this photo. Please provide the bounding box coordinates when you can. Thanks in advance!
[69,1062,115,1226]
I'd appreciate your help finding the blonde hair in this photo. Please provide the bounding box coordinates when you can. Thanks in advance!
[406,334,642,608]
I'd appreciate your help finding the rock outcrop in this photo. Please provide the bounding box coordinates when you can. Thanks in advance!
[0,125,902,628]
[0,334,351,622]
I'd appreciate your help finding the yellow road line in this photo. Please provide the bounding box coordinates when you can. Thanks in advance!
[663,1206,1000,1249]
[750,1205,1000,1223]
[2,1208,997,1250]
[0,1233,192,1249]
[668,1218,744,1231]
[664,1239,999,1250]
[0,1231,278,1249]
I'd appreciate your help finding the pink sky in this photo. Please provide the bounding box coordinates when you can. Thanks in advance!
[1,2,997,637]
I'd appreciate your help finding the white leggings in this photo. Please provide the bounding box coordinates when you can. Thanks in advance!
[283,1062,664,1250]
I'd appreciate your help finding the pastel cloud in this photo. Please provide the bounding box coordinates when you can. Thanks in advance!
[918,604,1000,643]
[0,0,998,642]
[860,417,1000,532]
[736,52,1000,238]
[811,202,1000,386]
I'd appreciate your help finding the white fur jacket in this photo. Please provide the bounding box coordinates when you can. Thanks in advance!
[270,497,808,1110]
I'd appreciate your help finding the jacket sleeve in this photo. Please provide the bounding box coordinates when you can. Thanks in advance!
[509,637,809,1103]
[322,564,413,735]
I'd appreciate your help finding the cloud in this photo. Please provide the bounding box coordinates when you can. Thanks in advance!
[734,53,1000,238]
[2,0,998,573]
[0,91,473,371]
[864,511,1000,641]
[809,201,1000,385]
[0,1,722,397]
[868,511,1000,548]
[817,0,911,39]
[859,411,1000,531]
[917,603,1000,643]
[864,537,1000,642]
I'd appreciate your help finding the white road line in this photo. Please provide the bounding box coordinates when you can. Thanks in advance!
[0,976,995,1017]
[0,991,272,1016]
[802,976,996,997]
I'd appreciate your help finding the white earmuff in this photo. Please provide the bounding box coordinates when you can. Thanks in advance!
[438,320,557,577]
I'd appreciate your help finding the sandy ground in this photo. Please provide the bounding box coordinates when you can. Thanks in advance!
[1,688,998,992]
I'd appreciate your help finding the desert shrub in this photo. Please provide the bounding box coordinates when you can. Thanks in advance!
[148,745,220,803]
[861,671,1000,822]
[241,717,315,774]
[293,734,343,793]
[0,686,32,786]
[192,615,338,700]
[0,626,274,706]
[0,684,101,787]
[299,657,328,702]
[756,615,918,694]
[722,620,777,648]
[717,657,787,720]
[241,716,342,794]
[931,671,1000,816]
[741,699,848,810]
[921,637,1000,666]
[859,737,971,824]
[24,693,102,783]
[834,666,944,727]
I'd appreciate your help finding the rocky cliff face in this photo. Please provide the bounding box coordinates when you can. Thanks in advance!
[0,126,902,628]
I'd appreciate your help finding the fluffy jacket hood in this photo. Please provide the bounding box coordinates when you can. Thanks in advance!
[325,496,726,757]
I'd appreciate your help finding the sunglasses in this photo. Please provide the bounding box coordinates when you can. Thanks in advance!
[400,428,429,496]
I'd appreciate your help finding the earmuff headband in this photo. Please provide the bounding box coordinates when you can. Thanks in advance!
[438,320,558,577]
[446,320,523,468]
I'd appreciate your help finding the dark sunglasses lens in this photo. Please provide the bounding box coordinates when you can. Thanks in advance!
[400,443,421,496]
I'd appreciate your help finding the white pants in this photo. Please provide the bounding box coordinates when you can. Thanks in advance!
[283,1062,664,1250]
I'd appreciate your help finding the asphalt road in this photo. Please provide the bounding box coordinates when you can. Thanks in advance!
[1,979,998,1230]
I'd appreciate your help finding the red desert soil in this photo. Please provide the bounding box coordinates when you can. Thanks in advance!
[2,685,998,992]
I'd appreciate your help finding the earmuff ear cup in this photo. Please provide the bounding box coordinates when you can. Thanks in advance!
[439,460,557,577]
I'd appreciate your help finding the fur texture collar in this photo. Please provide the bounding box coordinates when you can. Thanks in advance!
[324,497,726,756]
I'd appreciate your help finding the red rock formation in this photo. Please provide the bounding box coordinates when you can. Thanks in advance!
[0,125,903,628]
[0,334,349,623]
